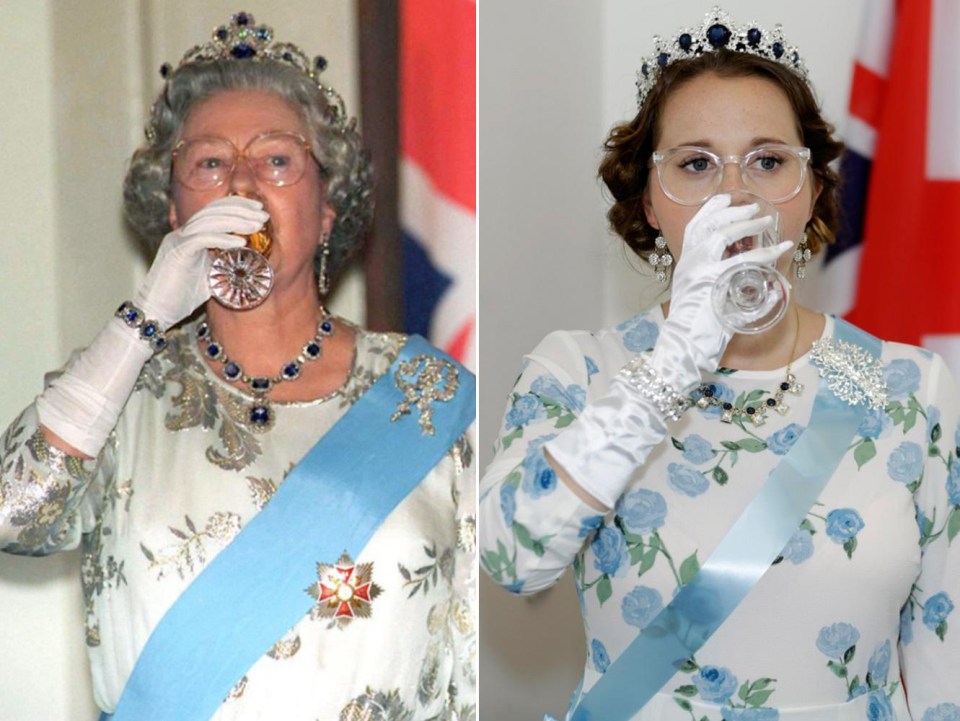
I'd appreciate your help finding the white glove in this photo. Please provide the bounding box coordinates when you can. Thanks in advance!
[651,193,790,394]
[544,194,792,509]
[135,195,269,329]
[36,196,269,457]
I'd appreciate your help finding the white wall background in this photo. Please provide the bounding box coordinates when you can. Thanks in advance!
[479,1,866,718]
[0,2,359,719]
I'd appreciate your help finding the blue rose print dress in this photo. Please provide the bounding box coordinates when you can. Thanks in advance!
[480,309,960,721]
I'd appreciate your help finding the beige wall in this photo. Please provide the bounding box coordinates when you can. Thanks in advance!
[479,1,866,718]
[0,2,359,718]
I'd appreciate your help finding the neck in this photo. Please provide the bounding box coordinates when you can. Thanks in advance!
[661,300,824,372]
[203,281,325,377]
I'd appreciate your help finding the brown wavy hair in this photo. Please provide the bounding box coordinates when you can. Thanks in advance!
[599,50,843,262]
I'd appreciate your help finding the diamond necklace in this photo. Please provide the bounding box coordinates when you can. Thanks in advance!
[197,311,335,432]
[693,306,804,426]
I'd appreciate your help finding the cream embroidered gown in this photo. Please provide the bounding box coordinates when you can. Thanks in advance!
[480,309,960,721]
[0,319,476,721]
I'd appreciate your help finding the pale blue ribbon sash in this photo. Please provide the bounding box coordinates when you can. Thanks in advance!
[561,319,879,721]
[103,335,475,721]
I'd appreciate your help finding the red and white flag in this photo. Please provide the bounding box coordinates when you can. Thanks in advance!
[399,0,476,370]
[839,0,960,374]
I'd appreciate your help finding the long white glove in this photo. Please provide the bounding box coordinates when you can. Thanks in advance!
[36,196,269,457]
[544,194,792,508]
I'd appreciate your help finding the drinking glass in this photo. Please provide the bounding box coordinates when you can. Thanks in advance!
[709,190,789,334]
[208,223,274,310]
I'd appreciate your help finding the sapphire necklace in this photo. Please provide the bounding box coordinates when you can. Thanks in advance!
[197,311,335,432]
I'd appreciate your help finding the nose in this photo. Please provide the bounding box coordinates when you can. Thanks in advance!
[227,155,260,197]
[717,159,746,194]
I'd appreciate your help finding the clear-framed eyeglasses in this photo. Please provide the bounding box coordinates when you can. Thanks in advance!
[650,144,812,205]
[172,131,317,191]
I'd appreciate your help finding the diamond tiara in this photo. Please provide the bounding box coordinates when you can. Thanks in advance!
[147,11,349,142]
[635,6,809,109]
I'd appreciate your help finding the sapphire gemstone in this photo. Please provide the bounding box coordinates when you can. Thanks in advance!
[320,321,334,334]
[780,382,790,391]
[747,28,762,46]
[141,323,157,338]
[283,362,300,379]
[746,406,756,415]
[197,324,209,340]
[154,337,168,351]
[236,13,250,26]
[641,63,649,77]
[703,386,715,398]
[706,24,731,48]
[657,52,670,67]
[766,398,777,407]
[250,406,270,425]
[283,51,294,62]
[206,344,220,358]
[251,377,271,391]
[256,28,270,40]
[306,342,321,358]
[315,56,328,71]
[772,42,784,58]
[678,33,692,51]
[224,362,242,380]
[231,43,256,59]
[216,27,229,41]
[722,402,733,410]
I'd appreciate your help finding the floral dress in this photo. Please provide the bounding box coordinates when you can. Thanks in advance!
[0,318,476,721]
[480,308,960,721]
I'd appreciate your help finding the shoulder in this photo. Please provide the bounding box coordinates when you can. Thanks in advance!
[524,308,665,385]
[836,318,957,398]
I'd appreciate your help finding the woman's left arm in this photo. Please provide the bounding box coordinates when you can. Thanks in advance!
[899,353,960,717]
[449,432,478,718]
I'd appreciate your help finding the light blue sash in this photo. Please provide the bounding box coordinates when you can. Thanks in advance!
[103,335,474,721]
[562,320,879,721]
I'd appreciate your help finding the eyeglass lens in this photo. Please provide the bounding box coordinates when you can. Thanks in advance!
[658,146,806,204]
[173,133,309,190]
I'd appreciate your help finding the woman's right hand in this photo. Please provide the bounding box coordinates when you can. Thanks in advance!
[650,193,791,392]
[134,196,269,329]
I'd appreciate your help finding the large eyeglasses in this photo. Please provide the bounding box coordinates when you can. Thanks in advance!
[172,132,315,190]
[650,144,812,205]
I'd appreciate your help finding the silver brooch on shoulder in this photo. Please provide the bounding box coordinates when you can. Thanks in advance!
[809,339,888,410]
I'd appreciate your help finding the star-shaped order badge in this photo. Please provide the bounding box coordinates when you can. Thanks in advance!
[306,551,382,628]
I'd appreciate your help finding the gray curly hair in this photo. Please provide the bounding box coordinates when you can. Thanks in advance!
[123,59,373,285]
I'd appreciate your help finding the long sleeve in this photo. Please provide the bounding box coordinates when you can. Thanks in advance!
[479,330,617,595]
[449,433,478,720]
[898,353,960,718]
[0,403,111,555]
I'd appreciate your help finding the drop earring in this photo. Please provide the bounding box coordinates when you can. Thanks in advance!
[793,232,811,279]
[318,234,331,296]
[649,235,673,283]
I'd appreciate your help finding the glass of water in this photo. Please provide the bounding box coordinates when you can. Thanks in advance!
[709,190,789,334]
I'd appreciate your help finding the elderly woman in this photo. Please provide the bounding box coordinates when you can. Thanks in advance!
[0,13,475,721]
[480,7,959,721]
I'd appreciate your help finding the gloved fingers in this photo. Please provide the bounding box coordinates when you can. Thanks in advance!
[684,195,763,248]
[175,232,248,255]
[717,240,794,270]
[180,196,269,236]
[719,213,775,243]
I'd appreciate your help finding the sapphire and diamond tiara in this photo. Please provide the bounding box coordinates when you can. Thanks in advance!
[635,6,809,109]
[146,12,349,143]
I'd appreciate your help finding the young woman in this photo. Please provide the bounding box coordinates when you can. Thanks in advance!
[481,8,959,721]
